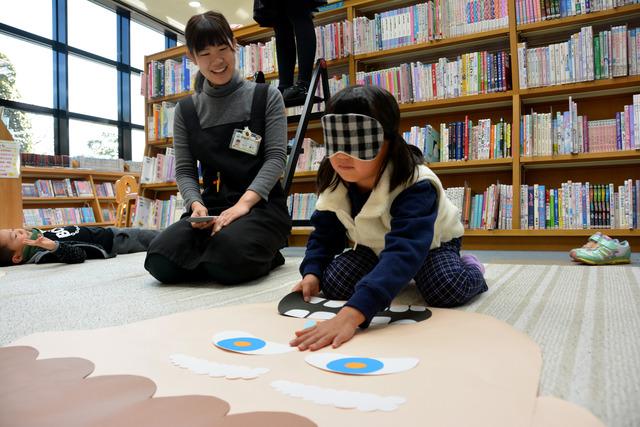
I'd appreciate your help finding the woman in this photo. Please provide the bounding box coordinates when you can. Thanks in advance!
[145,11,291,284]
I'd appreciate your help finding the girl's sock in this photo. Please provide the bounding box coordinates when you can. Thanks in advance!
[461,253,485,275]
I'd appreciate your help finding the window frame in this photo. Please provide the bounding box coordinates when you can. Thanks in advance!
[0,0,181,160]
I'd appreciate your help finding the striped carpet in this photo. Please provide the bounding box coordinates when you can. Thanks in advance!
[1,254,639,426]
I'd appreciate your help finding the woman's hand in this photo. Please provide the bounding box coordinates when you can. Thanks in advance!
[190,201,214,229]
[23,235,57,251]
[211,201,251,235]
[290,306,365,351]
[292,274,321,302]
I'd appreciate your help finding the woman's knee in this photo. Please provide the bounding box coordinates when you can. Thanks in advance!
[145,253,186,283]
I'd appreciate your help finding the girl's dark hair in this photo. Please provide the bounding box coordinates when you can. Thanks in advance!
[317,85,423,194]
[185,11,235,55]
[0,245,15,267]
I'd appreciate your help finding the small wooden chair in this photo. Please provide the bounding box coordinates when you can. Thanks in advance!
[114,175,138,227]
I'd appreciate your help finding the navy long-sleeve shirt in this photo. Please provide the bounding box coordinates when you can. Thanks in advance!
[300,180,438,327]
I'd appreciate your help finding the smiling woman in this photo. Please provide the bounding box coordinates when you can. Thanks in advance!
[144,10,291,286]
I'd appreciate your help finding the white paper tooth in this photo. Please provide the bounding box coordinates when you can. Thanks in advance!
[323,300,346,308]
[370,316,391,325]
[409,305,427,312]
[284,309,310,318]
[389,304,409,312]
[308,296,326,304]
[308,311,336,320]
[393,319,417,324]
[170,353,269,379]
[270,380,406,411]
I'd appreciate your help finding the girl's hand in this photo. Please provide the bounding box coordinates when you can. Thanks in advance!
[23,235,57,251]
[290,306,365,351]
[211,201,251,235]
[292,274,321,302]
[190,201,213,229]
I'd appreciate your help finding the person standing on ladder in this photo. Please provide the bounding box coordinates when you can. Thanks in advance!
[253,0,327,106]
[145,11,291,285]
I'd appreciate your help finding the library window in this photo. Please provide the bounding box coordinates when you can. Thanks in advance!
[67,0,117,61]
[69,119,118,159]
[131,20,166,70]
[0,33,54,108]
[68,54,117,120]
[131,128,145,162]
[131,72,145,126]
[0,0,52,39]
[0,107,54,155]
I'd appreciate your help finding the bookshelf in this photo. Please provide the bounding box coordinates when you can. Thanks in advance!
[140,0,640,250]
[0,165,139,230]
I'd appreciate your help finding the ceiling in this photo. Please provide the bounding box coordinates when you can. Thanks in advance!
[120,0,255,32]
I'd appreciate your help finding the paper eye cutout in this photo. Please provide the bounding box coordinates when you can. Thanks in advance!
[305,353,418,375]
[212,331,294,355]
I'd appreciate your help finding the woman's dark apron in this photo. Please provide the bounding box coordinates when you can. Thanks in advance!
[145,83,291,281]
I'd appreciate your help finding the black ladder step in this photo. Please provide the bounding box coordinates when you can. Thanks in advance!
[284,95,325,108]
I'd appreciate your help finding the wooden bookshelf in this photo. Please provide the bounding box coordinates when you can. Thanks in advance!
[0,166,139,229]
[139,0,640,250]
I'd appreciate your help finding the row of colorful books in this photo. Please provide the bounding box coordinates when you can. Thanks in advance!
[293,138,326,173]
[516,0,639,25]
[445,183,514,230]
[101,207,117,222]
[145,56,198,99]
[352,0,509,54]
[356,50,511,104]
[21,153,70,168]
[519,180,640,229]
[315,20,353,62]
[95,182,116,198]
[132,194,185,230]
[236,37,278,78]
[21,179,93,198]
[147,101,176,140]
[140,148,176,184]
[517,25,640,89]
[520,95,640,156]
[23,207,96,227]
[287,193,318,221]
[404,118,512,163]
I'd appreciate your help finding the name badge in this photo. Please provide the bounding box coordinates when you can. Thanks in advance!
[230,127,261,156]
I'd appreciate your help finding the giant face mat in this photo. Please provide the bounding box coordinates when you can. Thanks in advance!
[6,303,604,427]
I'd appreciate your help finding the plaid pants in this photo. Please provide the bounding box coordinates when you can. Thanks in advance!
[321,238,488,308]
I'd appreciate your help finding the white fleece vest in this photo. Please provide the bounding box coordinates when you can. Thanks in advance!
[315,163,464,256]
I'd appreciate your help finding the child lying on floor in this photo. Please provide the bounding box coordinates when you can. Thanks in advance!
[0,226,159,266]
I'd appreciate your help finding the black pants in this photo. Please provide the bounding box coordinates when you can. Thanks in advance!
[272,0,317,90]
[109,227,159,254]
[144,201,290,285]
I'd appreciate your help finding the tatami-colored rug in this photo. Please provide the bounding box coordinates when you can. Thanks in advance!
[1,254,639,426]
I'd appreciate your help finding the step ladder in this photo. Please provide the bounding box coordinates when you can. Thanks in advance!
[255,58,331,197]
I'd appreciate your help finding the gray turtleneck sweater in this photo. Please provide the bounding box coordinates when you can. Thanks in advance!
[173,71,287,209]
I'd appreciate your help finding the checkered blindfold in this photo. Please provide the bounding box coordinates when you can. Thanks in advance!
[321,114,385,161]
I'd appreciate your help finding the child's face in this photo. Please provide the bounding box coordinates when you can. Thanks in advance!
[329,142,389,191]
[192,42,236,86]
[0,228,29,262]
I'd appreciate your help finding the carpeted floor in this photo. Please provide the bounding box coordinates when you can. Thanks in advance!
[1,252,639,427]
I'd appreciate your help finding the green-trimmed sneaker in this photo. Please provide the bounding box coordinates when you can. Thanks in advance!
[574,238,631,265]
[569,232,604,260]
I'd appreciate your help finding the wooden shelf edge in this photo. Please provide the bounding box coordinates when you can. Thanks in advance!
[146,91,193,104]
[22,197,95,203]
[139,182,178,190]
[517,4,640,33]
[354,28,509,62]
[289,228,640,237]
[398,91,513,113]
[428,158,513,171]
[520,75,640,99]
[521,150,640,165]
[21,167,139,179]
